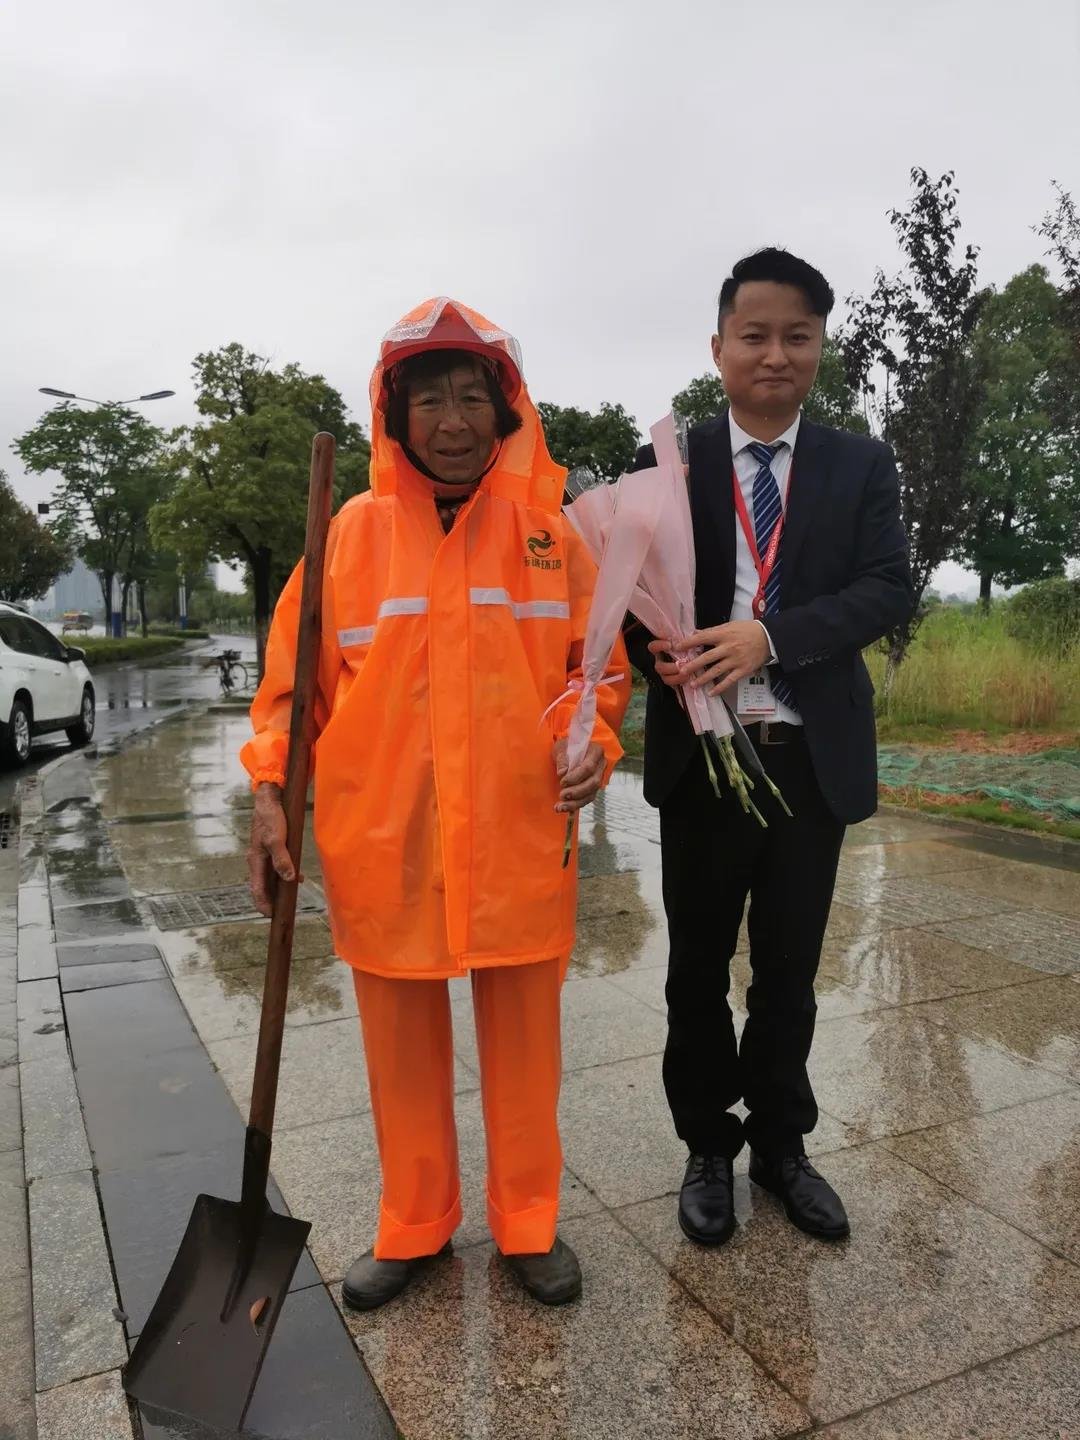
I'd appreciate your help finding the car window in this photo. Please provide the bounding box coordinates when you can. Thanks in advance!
[0,615,64,660]
[21,618,68,661]
[0,616,25,652]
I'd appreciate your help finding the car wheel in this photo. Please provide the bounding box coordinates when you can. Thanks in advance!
[66,686,96,747]
[4,698,32,767]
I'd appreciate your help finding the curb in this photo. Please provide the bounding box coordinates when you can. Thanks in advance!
[14,764,134,1433]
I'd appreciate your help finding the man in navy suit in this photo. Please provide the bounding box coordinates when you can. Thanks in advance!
[627,248,913,1245]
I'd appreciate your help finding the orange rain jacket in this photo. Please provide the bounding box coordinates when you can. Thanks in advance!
[241,300,630,980]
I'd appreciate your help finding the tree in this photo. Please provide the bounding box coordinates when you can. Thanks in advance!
[671,373,724,426]
[843,167,987,695]
[0,472,72,604]
[151,344,370,677]
[13,403,168,631]
[672,339,867,432]
[537,401,640,483]
[955,266,1080,606]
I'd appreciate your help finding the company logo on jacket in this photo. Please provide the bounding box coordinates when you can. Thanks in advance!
[525,530,561,570]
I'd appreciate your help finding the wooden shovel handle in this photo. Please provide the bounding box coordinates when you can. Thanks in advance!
[249,432,335,1138]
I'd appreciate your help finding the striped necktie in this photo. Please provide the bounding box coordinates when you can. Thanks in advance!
[746,442,797,712]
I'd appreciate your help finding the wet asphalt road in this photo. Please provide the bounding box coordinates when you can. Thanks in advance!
[0,634,257,815]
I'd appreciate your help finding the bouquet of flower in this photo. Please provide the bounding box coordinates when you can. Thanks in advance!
[564,415,791,827]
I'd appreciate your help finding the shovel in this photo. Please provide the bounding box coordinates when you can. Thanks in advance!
[123,432,337,1433]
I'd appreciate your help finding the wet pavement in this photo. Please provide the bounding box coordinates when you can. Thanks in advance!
[10,687,1080,1438]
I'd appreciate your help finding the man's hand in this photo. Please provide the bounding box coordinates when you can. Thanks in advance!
[646,639,687,690]
[672,622,771,694]
[553,739,606,813]
[247,783,299,918]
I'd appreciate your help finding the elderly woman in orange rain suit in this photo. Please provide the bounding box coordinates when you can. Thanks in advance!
[242,300,629,1309]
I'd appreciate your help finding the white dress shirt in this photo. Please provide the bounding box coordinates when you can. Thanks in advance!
[724,412,802,726]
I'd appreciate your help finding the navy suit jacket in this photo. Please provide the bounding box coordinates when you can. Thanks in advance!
[626,409,914,824]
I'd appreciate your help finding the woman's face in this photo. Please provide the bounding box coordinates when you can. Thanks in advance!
[406,359,499,483]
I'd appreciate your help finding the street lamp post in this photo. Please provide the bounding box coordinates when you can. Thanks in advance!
[37,386,176,637]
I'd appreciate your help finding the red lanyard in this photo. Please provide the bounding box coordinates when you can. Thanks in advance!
[731,465,790,619]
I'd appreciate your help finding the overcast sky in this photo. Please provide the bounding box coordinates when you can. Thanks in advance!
[4,0,1079,594]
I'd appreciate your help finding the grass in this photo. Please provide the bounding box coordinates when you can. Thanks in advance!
[881,785,1080,843]
[867,605,1080,733]
[75,636,190,666]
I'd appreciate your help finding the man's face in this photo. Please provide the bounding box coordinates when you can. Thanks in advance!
[711,281,825,419]
[406,359,499,483]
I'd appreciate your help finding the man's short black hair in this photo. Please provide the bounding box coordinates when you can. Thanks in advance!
[384,348,523,443]
[717,248,835,331]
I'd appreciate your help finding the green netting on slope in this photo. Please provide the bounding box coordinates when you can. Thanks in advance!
[878,746,1080,820]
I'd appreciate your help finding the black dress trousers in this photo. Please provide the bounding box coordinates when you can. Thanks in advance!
[659,729,845,1160]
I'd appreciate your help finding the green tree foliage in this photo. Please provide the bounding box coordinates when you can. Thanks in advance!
[537,401,641,483]
[0,472,73,603]
[13,403,168,625]
[956,266,1080,604]
[672,339,867,432]
[151,344,371,675]
[1004,576,1080,658]
[843,167,988,689]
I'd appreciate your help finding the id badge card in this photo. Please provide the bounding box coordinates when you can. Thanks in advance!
[737,670,779,719]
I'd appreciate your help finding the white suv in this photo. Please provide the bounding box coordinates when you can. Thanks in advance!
[0,603,95,766]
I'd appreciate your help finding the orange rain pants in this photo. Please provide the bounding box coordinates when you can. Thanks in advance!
[356,957,566,1259]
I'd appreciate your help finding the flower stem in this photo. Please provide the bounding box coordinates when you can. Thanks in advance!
[700,736,723,798]
[561,814,575,869]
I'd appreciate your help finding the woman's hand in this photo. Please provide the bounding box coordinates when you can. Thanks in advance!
[553,739,606,812]
[247,783,300,918]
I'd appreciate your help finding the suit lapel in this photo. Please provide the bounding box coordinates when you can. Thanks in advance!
[688,412,735,628]
[781,419,827,601]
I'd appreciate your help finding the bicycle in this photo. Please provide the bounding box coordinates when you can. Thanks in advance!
[202,649,250,695]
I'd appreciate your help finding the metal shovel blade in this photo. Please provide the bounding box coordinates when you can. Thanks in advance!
[123,1193,311,1433]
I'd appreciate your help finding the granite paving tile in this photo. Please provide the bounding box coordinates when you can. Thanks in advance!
[16,976,67,1062]
[122,852,255,897]
[30,1169,126,1390]
[154,915,335,978]
[815,1327,1080,1438]
[619,1145,1080,1423]
[21,1052,93,1179]
[60,956,168,991]
[935,854,1080,919]
[559,1052,855,1209]
[884,1091,1080,1264]
[17,924,58,980]
[837,838,986,880]
[451,974,668,1075]
[173,953,357,1043]
[0,1166,28,1283]
[49,867,132,911]
[930,906,1080,976]
[98,1145,320,1336]
[139,1285,397,1440]
[0,1265,36,1440]
[271,1093,601,1284]
[58,939,164,967]
[816,925,1040,1005]
[830,872,1018,926]
[0,1064,22,1152]
[807,1008,1067,1143]
[338,1213,811,1440]
[908,975,1080,1084]
[843,812,957,846]
[36,1369,136,1440]
[17,884,52,930]
[53,898,144,941]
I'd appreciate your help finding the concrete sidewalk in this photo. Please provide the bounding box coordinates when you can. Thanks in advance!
[8,702,1080,1438]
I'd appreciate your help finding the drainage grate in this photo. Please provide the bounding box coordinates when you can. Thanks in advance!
[0,812,12,850]
[146,885,323,930]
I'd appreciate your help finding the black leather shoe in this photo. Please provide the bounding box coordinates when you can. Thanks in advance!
[749,1152,850,1240]
[341,1242,451,1311]
[677,1153,736,1245]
